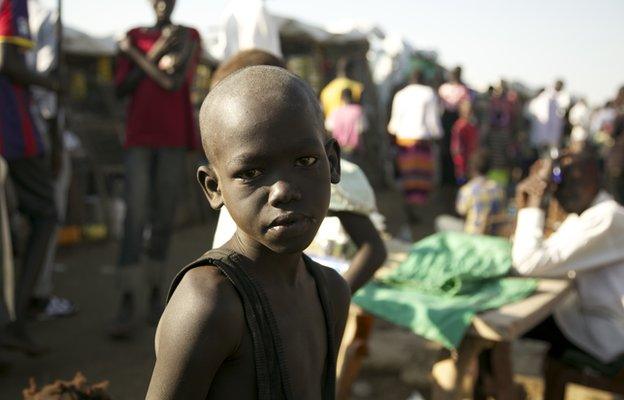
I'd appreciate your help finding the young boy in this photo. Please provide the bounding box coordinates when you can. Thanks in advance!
[146,66,351,399]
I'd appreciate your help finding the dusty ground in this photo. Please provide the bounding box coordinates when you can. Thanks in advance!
[0,187,620,399]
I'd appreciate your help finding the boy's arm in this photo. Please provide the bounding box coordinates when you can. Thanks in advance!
[146,267,244,400]
[335,211,387,294]
[0,43,59,91]
[321,268,351,351]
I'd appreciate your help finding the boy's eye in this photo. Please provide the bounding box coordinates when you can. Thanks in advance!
[236,169,262,180]
[295,156,318,167]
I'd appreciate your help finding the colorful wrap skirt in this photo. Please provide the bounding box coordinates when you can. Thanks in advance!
[396,140,437,205]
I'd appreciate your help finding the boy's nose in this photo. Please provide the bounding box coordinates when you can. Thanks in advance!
[268,180,301,207]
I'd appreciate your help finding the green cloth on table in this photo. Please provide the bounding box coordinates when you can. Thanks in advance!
[353,232,537,349]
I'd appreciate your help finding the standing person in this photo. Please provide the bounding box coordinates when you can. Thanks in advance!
[527,79,570,154]
[388,69,443,217]
[26,0,76,320]
[484,80,518,185]
[110,0,201,338]
[450,100,479,184]
[0,0,60,354]
[325,88,368,166]
[438,66,469,185]
[568,98,591,145]
[320,57,364,118]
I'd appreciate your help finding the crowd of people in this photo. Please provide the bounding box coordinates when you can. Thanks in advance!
[1,0,623,398]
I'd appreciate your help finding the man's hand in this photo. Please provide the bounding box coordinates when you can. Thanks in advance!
[516,175,548,208]
[516,159,552,209]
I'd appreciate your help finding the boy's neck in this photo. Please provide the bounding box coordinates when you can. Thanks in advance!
[227,232,306,286]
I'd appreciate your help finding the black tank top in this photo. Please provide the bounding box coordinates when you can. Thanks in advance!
[167,248,337,400]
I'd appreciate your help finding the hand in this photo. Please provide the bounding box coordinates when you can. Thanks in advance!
[158,54,177,73]
[118,36,133,53]
[515,175,548,209]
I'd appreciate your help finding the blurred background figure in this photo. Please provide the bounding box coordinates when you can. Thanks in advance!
[388,69,442,219]
[527,79,570,155]
[325,88,369,167]
[0,0,61,356]
[25,0,76,322]
[320,57,364,118]
[438,66,470,186]
[450,99,479,185]
[109,0,201,339]
[568,98,591,146]
[484,79,518,186]
[435,149,505,235]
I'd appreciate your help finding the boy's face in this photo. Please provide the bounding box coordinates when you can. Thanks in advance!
[203,100,340,254]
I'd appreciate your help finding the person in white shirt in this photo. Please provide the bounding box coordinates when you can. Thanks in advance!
[527,80,570,152]
[568,98,591,144]
[387,69,442,213]
[513,148,624,366]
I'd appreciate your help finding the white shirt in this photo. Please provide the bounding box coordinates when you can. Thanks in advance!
[512,191,624,362]
[568,101,591,142]
[387,84,442,141]
[527,89,566,148]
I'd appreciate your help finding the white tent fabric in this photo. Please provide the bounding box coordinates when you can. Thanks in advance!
[214,0,282,60]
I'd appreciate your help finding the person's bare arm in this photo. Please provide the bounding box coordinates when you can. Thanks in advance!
[335,211,387,295]
[118,31,197,92]
[0,43,59,91]
[321,267,351,351]
[146,267,244,400]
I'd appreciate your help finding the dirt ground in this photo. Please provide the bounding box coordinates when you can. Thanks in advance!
[0,187,620,400]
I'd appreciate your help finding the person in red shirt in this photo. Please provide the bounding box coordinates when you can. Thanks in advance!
[451,100,479,184]
[110,0,201,338]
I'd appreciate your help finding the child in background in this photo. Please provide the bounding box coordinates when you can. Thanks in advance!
[325,88,368,166]
[456,150,506,235]
[451,100,479,184]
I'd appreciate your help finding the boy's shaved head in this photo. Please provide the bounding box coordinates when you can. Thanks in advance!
[196,65,340,254]
[199,66,324,165]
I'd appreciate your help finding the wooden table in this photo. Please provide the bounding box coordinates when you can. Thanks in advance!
[431,278,572,400]
[338,239,573,400]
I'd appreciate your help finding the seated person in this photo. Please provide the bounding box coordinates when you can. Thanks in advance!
[436,150,506,235]
[146,66,351,399]
[513,147,624,368]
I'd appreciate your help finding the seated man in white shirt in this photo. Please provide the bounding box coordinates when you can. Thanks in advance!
[512,147,624,370]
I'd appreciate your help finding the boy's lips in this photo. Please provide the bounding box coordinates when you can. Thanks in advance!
[265,212,313,237]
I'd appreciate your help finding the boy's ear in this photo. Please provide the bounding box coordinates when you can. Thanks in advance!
[325,138,341,184]
[197,165,224,209]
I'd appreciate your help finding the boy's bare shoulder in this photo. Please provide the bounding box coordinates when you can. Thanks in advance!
[318,265,351,322]
[158,265,245,353]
